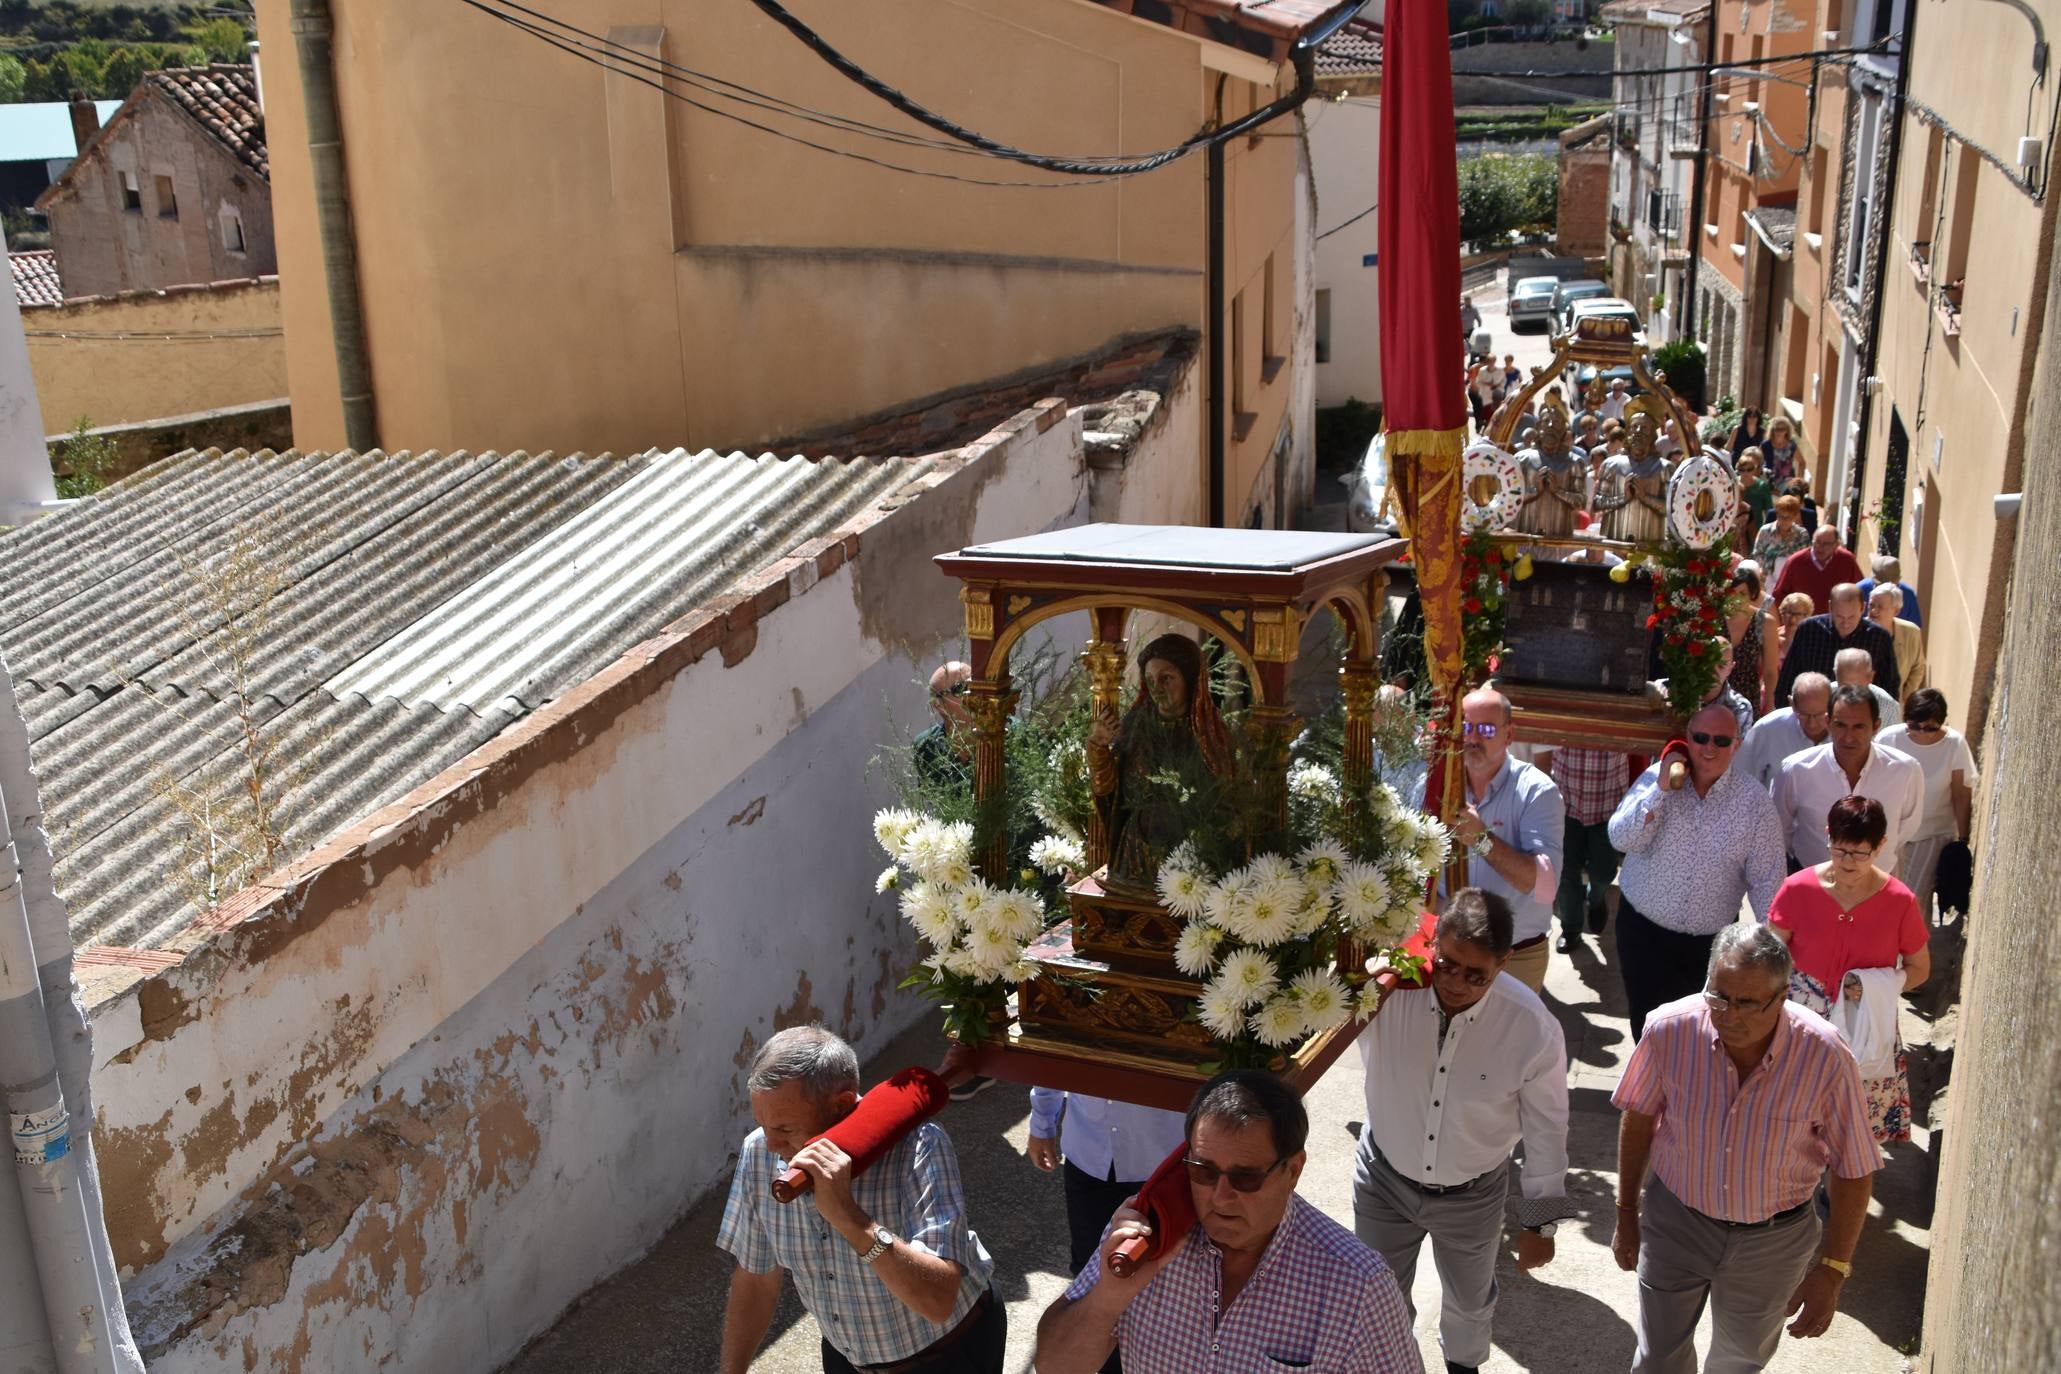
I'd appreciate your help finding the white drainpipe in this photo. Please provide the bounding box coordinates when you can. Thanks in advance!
[0,246,70,527]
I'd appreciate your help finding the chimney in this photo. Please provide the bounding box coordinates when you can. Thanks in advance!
[67,96,99,152]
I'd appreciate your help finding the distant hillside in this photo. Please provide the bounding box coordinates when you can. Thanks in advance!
[0,2,250,102]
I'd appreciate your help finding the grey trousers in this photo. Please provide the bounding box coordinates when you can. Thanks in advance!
[1351,1134,1508,1367]
[1632,1175,1821,1373]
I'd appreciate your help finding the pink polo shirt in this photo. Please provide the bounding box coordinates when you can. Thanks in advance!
[1613,995,1880,1221]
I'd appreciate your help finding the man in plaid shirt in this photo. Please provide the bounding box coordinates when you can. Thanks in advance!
[1541,744,1631,953]
[1035,1071,1421,1373]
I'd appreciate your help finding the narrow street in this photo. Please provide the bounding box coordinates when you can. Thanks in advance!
[503,899,1939,1374]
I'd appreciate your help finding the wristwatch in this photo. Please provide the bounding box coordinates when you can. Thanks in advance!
[859,1225,896,1265]
[1470,830,1494,859]
[1525,1221,1559,1238]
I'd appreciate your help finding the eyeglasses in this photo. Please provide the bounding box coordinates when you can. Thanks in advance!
[1432,954,1497,988]
[1701,986,1782,1015]
[1905,720,1945,733]
[931,681,969,700]
[1830,845,1879,862]
[1688,731,1736,748]
[1461,722,1500,739]
[1794,708,1829,722]
[1183,1155,1287,1193]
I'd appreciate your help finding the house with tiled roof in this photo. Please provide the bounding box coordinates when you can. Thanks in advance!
[35,65,272,299]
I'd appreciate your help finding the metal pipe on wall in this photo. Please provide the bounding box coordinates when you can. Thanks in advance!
[290,0,379,452]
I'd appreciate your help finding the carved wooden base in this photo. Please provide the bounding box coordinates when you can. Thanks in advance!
[1016,921,1218,1066]
[1066,873,1184,974]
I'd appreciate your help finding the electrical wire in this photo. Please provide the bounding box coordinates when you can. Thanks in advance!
[1317,199,1377,240]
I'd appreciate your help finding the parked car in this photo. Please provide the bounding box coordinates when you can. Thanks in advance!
[1550,279,1611,334]
[1344,431,1393,534]
[1566,296,1646,342]
[1509,275,1560,330]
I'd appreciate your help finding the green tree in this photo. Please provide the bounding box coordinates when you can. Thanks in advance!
[182,16,250,64]
[100,46,150,99]
[1456,154,1559,249]
[0,53,24,103]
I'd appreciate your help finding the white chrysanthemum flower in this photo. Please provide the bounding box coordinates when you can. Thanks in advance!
[1208,880,1258,943]
[1248,853,1297,888]
[1384,860,1425,902]
[937,819,975,865]
[1000,958,1038,984]
[1166,839,1202,875]
[942,947,990,979]
[1029,834,1086,876]
[873,807,921,856]
[1241,878,1303,946]
[1411,815,1453,871]
[1368,783,1401,820]
[1174,922,1225,976]
[1218,947,1280,1008]
[900,881,957,947]
[1355,982,1386,1018]
[1359,900,1421,947]
[1158,863,1211,920]
[990,889,1046,943]
[966,914,1024,971]
[1199,978,1249,1039]
[1290,970,1351,1033]
[875,865,901,894]
[1334,860,1391,928]
[1293,885,1333,936]
[1298,840,1350,882]
[1381,814,1417,853]
[897,820,947,879]
[951,877,999,927]
[1249,996,1306,1047]
[1288,762,1341,805]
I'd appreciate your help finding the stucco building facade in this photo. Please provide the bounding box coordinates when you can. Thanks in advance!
[1604,0,1707,343]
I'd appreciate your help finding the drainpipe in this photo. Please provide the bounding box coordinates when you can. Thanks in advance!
[0,249,68,527]
[1208,130,1227,528]
[1847,4,1920,549]
[1680,3,1717,343]
[290,0,379,452]
[0,659,139,1374]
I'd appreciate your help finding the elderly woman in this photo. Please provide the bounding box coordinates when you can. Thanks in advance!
[1753,494,1810,581]
[1879,688,1978,923]
[1763,415,1805,486]
[1767,795,1931,1144]
[1773,591,1815,664]
[1725,564,1780,717]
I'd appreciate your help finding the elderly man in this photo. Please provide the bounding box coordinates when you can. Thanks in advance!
[1611,925,1881,1372]
[719,1026,1003,1374]
[1833,646,1901,727]
[1769,525,1866,616]
[1773,684,1925,871]
[1774,584,1900,706]
[1857,552,1923,628]
[1354,889,1571,1374]
[1658,638,1753,736]
[1421,687,1565,993]
[1736,673,1833,789]
[1607,703,1788,1039]
[1866,583,1926,695]
[1036,1071,1420,1373]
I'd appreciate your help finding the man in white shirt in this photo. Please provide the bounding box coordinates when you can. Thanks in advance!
[1735,673,1832,789]
[1353,889,1571,1374]
[1773,684,1924,871]
[1834,646,1901,727]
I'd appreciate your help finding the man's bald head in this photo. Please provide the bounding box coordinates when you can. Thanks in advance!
[1828,583,1864,635]
[928,660,973,730]
[1812,525,1841,557]
[1791,672,1833,742]
[1833,647,1875,686]
[1460,688,1513,775]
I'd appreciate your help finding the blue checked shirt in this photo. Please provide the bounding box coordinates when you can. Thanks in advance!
[1027,1090,1188,1185]
[1419,756,1566,943]
[717,1119,993,1365]
[1062,1194,1422,1372]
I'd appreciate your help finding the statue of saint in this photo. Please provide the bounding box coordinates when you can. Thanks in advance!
[1596,409,1672,543]
[1515,394,1587,540]
[1087,634,1237,892]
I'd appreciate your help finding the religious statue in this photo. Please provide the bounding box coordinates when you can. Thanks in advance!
[1514,392,1587,540]
[1087,633,1237,892]
[1595,408,1672,543]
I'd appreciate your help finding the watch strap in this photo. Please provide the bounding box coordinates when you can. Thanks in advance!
[860,1226,895,1265]
[1818,1255,1852,1277]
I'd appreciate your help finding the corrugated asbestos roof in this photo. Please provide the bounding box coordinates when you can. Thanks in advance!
[0,446,935,951]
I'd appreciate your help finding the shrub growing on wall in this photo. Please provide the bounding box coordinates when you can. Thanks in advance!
[1653,339,1707,413]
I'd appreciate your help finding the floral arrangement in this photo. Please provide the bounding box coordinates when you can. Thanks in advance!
[1459,526,1512,683]
[1151,762,1449,1068]
[875,808,1078,1044]
[1610,536,1739,716]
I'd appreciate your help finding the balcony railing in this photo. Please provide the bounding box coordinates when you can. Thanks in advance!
[1908,239,1931,286]
[1934,279,1963,338]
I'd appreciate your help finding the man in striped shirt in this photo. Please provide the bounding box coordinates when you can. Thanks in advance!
[1036,1071,1420,1373]
[1610,924,1880,1372]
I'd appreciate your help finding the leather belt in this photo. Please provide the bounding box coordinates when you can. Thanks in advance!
[858,1288,993,1373]
[1692,1198,1813,1230]
[1374,1144,1501,1196]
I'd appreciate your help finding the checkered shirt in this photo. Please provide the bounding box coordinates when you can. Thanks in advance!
[716,1120,993,1365]
[1062,1194,1422,1373]
[1551,747,1632,825]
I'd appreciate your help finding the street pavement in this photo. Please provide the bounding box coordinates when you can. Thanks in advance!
[501,902,1932,1373]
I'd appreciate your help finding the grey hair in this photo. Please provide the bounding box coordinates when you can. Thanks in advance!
[1790,671,1832,702]
[1867,583,1902,608]
[1832,647,1874,677]
[1872,553,1901,580]
[748,1025,860,1101]
[1708,922,1793,987]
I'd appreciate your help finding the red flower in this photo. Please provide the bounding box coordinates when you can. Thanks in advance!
[1484,548,1503,566]
[1464,596,1484,614]
[1688,641,1708,656]
[1645,614,1659,629]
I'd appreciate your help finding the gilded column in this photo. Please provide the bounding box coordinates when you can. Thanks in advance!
[1246,703,1300,849]
[966,680,1019,883]
[1339,665,1378,791]
[1080,637,1126,874]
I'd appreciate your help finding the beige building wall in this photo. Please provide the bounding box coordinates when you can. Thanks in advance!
[252,0,1284,465]
[1855,0,2061,737]
[22,278,285,430]
[1310,86,1382,410]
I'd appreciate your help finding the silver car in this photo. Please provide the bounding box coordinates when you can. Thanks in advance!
[1509,275,1559,330]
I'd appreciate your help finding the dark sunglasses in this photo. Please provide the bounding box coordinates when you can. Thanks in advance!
[931,681,969,700]
[1688,730,1736,748]
[1462,722,1500,739]
[1432,953,1496,988]
[1183,1155,1287,1193]
[1905,719,1945,732]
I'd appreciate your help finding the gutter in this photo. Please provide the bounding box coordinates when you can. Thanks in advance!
[1206,1,1368,527]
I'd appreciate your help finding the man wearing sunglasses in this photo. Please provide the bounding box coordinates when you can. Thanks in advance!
[1352,889,1571,1374]
[1035,1071,1420,1373]
[1421,687,1564,994]
[1612,924,1879,1370]
[1608,703,1787,1039]
[913,660,974,788]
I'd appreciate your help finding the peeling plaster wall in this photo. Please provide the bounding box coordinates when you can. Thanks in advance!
[89,405,1097,1371]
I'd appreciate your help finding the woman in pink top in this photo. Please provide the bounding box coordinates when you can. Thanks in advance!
[1767,795,1931,1143]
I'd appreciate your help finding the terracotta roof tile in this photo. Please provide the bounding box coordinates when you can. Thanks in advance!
[10,249,63,307]
[1082,0,1363,62]
[1314,21,1382,75]
[146,64,266,181]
